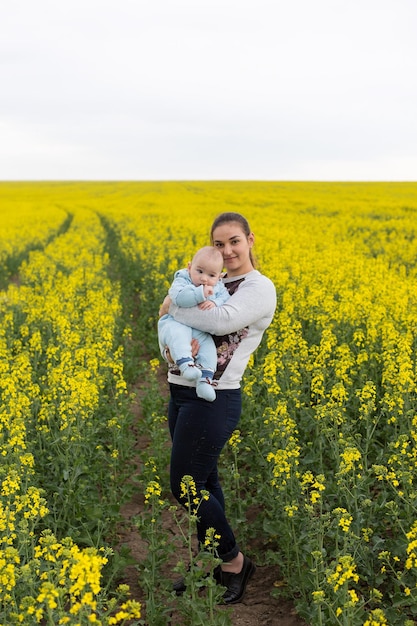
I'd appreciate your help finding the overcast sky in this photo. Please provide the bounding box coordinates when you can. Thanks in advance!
[1,0,417,181]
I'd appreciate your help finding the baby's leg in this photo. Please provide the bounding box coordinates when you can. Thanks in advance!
[192,330,217,401]
[158,316,201,381]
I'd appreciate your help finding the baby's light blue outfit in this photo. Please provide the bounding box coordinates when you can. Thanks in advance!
[158,268,230,401]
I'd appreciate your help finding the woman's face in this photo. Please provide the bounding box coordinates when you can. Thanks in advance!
[211,222,255,277]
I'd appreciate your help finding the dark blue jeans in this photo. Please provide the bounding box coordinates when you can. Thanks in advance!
[168,383,242,562]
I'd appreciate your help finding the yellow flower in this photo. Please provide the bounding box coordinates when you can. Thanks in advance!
[228,429,242,451]
[312,590,325,603]
[180,475,197,499]
[69,548,107,597]
[108,600,142,624]
[144,480,162,503]
[284,504,298,517]
[326,555,359,592]
[348,588,359,604]
[37,581,60,610]
[337,513,353,533]
[363,608,388,625]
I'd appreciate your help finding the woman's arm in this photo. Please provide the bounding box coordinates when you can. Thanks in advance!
[169,273,276,335]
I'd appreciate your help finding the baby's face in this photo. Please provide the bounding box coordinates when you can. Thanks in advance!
[188,254,222,287]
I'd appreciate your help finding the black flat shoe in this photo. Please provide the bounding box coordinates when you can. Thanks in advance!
[219,556,256,604]
[173,576,187,595]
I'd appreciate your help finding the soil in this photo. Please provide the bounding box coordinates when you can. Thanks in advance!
[115,373,309,626]
[118,495,308,626]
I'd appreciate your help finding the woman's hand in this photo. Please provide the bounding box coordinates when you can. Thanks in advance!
[191,338,200,357]
[159,293,200,364]
[164,338,200,365]
[159,295,171,317]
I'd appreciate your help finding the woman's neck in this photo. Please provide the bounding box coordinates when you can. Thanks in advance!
[225,266,254,279]
[227,264,254,278]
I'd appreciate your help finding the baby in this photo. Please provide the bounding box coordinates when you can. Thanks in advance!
[158,246,229,401]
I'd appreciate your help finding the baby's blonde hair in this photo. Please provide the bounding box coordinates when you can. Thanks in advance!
[192,246,223,270]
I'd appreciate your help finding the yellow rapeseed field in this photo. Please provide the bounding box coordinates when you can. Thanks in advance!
[1,181,417,625]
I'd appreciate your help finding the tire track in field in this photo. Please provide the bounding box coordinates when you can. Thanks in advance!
[1,211,74,289]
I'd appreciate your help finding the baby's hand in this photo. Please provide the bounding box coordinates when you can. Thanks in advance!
[198,300,216,310]
[203,285,214,298]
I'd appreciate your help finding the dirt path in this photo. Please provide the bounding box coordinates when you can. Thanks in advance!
[118,493,307,626]
[115,374,308,625]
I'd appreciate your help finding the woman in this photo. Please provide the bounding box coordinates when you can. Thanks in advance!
[159,212,277,604]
